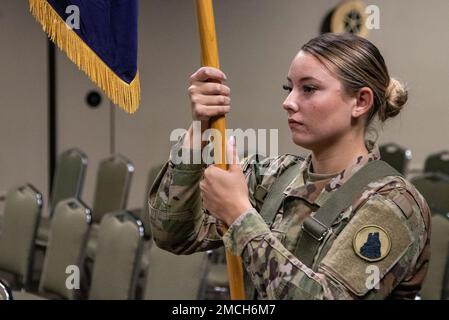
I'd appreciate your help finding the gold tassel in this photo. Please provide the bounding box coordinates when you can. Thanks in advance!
[29,0,140,114]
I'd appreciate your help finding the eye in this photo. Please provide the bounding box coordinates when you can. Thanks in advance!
[282,84,292,93]
[303,85,317,94]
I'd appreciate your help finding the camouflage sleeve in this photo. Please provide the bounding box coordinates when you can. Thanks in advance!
[148,137,271,255]
[222,185,429,300]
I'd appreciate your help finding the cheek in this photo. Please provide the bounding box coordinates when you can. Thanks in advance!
[293,95,352,144]
[312,95,352,130]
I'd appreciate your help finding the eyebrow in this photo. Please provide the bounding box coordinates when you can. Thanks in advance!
[286,76,320,83]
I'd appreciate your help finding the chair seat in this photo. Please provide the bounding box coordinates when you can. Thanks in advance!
[36,217,51,247]
[12,290,46,300]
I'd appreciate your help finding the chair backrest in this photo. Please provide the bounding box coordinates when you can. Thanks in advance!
[89,211,143,300]
[0,184,42,286]
[411,173,449,215]
[420,213,449,300]
[143,245,206,300]
[140,164,164,238]
[379,143,411,175]
[91,155,134,223]
[49,148,87,216]
[39,198,91,299]
[0,279,13,300]
[424,151,449,176]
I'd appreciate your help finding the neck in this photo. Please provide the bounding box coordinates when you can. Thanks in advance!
[310,133,369,174]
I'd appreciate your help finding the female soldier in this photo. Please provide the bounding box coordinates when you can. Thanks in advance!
[149,33,430,299]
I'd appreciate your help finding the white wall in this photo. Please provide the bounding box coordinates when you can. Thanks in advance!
[0,0,47,203]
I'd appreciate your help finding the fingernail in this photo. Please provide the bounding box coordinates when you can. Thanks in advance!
[229,136,235,146]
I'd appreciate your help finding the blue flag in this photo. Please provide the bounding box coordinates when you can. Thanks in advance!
[30,0,140,113]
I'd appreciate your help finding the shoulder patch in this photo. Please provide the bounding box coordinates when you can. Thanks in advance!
[320,195,413,296]
[353,225,391,262]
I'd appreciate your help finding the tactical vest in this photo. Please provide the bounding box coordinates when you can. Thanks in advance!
[244,160,402,299]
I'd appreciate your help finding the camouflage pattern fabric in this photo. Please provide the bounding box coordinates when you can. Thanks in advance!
[149,140,431,300]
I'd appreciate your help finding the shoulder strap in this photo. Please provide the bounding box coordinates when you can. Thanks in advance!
[258,162,302,227]
[245,161,301,299]
[295,160,402,269]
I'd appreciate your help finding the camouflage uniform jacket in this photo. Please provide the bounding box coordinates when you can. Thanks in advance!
[149,143,431,300]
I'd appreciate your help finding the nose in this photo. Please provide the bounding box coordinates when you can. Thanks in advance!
[282,93,299,113]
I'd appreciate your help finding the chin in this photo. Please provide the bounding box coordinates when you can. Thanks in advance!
[291,132,314,150]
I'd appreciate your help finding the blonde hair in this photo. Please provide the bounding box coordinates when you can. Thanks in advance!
[301,33,408,124]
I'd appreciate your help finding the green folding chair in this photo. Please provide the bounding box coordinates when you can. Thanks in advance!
[89,211,143,300]
[0,184,42,289]
[85,154,134,260]
[13,199,91,300]
[424,151,449,176]
[379,143,412,175]
[36,148,87,247]
[420,213,449,300]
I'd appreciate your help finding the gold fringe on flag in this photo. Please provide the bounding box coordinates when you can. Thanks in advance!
[29,0,140,114]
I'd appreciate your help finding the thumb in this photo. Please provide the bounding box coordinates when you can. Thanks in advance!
[227,136,240,170]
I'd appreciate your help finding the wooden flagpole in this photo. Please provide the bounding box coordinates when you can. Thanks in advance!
[194,0,246,300]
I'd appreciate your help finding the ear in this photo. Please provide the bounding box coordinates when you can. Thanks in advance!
[352,87,374,119]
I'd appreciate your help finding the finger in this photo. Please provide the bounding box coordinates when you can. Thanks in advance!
[191,94,230,106]
[203,166,219,180]
[194,105,230,119]
[189,82,230,96]
[227,136,240,169]
[190,67,227,82]
[204,165,220,179]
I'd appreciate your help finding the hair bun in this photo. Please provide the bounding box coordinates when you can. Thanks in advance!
[383,78,408,120]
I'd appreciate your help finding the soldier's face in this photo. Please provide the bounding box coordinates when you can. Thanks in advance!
[283,51,357,152]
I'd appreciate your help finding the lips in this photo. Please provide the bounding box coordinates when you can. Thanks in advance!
[288,118,304,126]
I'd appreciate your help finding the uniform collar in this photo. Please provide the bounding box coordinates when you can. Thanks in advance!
[283,147,380,207]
